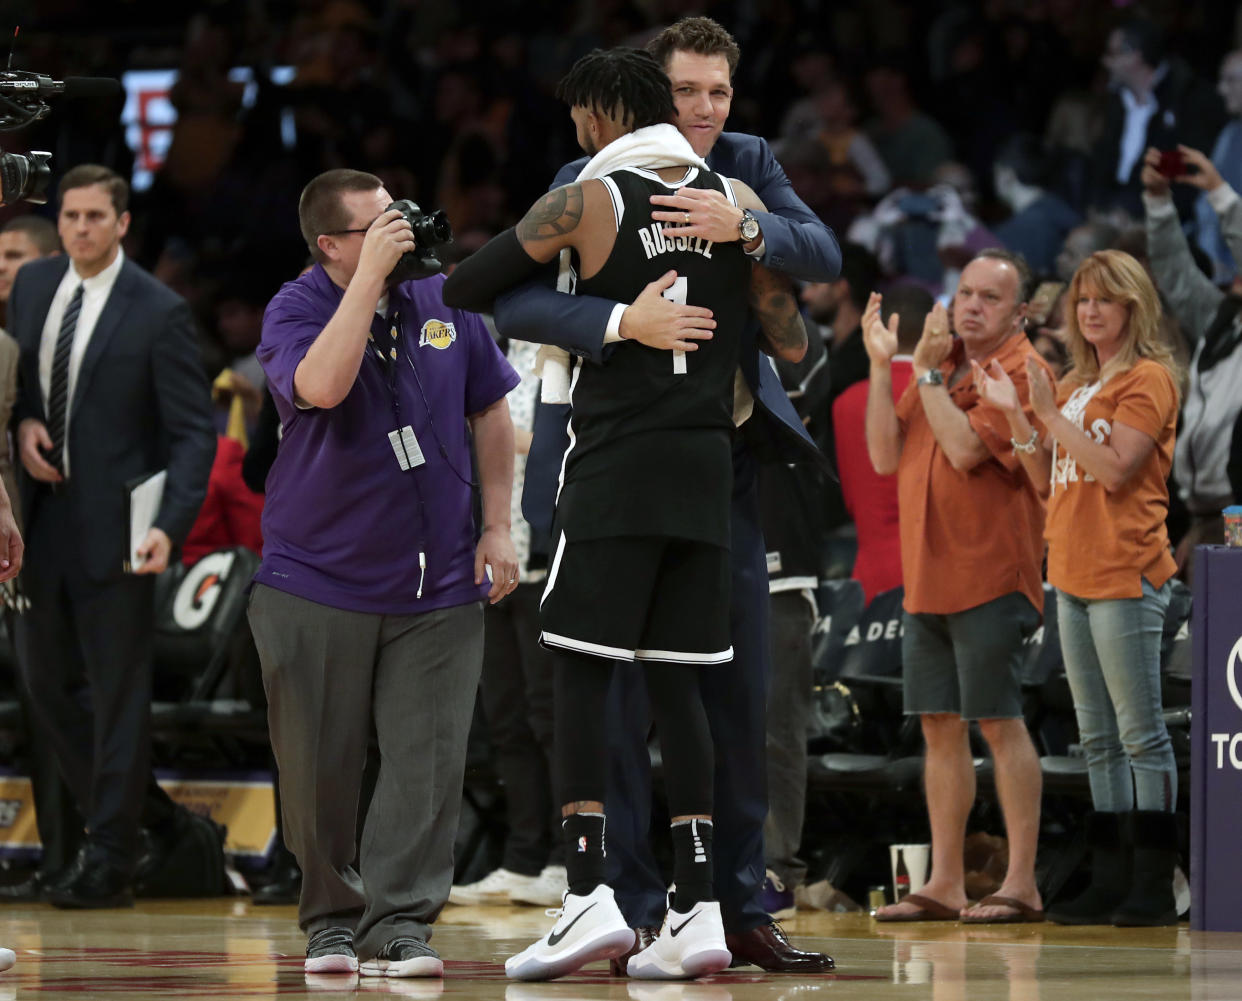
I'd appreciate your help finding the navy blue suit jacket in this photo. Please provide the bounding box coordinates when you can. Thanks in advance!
[494,131,841,547]
[10,256,216,580]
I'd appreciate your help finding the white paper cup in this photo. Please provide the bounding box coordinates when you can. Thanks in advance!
[889,843,931,900]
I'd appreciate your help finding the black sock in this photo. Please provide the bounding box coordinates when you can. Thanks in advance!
[671,818,714,912]
[562,813,606,897]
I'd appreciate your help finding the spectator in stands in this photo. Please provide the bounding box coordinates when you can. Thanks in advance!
[780,81,891,199]
[248,168,518,977]
[994,134,1082,278]
[0,218,61,330]
[1056,220,1120,284]
[1092,15,1224,220]
[11,165,216,908]
[832,283,932,604]
[449,337,564,910]
[758,371,833,921]
[1141,145,1242,575]
[797,244,881,452]
[864,60,954,189]
[0,215,79,905]
[975,249,1182,927]
[1025,281,1070,378]
[1194,50,1242,282]
[864,248,1049,924]
[180,434,264,565]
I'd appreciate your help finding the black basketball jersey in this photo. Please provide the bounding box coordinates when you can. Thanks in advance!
[555,166,751,546]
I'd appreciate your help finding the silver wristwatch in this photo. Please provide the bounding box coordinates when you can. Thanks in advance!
[916,369,944,387]
[738,209,760,243]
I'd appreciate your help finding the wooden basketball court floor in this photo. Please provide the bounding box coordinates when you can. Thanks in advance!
[1,899,1240,1000]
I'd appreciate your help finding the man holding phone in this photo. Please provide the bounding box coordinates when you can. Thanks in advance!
[863,249,1050,924]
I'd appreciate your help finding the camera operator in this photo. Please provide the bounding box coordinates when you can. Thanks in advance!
[247,168,519,978]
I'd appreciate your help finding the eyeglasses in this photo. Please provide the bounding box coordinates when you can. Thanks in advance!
[322,227,370,237]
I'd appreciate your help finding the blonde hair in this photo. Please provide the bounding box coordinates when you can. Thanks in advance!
[1063,250,1182,398]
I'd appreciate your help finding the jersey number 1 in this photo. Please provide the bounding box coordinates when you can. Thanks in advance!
[662,276,689,375]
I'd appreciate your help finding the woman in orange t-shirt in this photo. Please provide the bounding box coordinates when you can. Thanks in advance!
[974,250,1181,929]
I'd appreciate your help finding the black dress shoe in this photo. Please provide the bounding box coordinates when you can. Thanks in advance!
[45,860,133,910]
[609,926,658,976]
[725,921,834,973]
[253,862,302,906]
[0,869,52,902]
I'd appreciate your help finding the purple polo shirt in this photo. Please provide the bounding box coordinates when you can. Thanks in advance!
[255,264,519,614]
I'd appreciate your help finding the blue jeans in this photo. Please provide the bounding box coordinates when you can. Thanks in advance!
[1056,579,1176,813]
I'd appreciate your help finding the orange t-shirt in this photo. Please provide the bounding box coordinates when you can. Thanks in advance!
[895,333,1049,617]
[1044,359,1178,600]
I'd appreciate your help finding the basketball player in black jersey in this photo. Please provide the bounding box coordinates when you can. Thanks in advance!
[443,48,806,982]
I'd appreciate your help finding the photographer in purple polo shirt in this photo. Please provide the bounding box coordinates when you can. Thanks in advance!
[248,169,520,979]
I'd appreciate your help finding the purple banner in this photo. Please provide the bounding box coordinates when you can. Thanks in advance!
[1191,545,1242,931]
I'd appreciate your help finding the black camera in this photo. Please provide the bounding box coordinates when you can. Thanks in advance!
[0,150,52,205]
[387,199,453,283]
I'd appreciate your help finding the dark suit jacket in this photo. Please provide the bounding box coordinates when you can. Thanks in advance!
[9,255,216,581]
[1092,58,1226,220]
[494,131,842,546]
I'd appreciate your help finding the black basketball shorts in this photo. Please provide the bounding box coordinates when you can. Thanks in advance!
[539,532,733,664]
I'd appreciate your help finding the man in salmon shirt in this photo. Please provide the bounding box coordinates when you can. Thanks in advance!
[862,248,1051,924]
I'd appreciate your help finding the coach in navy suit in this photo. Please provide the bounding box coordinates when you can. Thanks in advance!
[8,164,215,907]
[494,19,839,972]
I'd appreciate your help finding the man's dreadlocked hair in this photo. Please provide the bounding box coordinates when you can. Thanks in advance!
[555,48,675,130]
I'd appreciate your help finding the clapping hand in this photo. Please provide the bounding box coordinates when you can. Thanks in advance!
[971,359,1019,414]
[861,291,898,367]
[1026,356,1057,422]
[912,301,953,375]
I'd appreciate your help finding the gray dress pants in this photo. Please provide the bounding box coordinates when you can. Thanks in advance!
[249,584,483,959]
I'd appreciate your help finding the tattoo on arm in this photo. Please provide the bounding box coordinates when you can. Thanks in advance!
[749,266,808,359]
[517,184,585,244]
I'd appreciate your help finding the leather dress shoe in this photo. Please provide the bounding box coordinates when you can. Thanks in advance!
[253,861,302,906]
[725,921,834,973]
[45,858,134,910]
[0,868,58,902]
[609,926,658,976]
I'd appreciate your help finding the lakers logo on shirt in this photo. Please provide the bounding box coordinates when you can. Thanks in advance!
[419,319,457,349]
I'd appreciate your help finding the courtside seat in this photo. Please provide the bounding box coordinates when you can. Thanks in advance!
[807,751,922,793]
[1040,754,1090,797]
[149,547,267,765]
[835,587,904,688]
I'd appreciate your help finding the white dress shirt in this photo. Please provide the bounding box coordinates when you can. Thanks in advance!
[1116,63,1169,184]
[38,247,126,477]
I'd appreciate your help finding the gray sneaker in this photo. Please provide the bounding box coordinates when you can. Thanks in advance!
[360,937,444,978]
[305,927,358,974]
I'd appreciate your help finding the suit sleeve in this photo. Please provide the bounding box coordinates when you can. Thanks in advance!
[151,299,218,545]
[493,282,618,364]
[9,272,40,426]
[745,137,842,283]
[490,157,619,363]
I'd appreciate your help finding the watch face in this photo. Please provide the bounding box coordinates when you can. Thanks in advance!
[740,213,760,241]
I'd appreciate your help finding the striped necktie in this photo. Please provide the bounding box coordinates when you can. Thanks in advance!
[46,283,84,475]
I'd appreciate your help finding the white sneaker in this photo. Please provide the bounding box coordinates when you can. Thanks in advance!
[448,868,538,906]
[510,865,567,907]
[627,901,731,980]
[505,884,635,981]
[0,947,13,973]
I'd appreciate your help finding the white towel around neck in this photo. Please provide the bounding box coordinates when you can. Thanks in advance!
[535,124,710,402]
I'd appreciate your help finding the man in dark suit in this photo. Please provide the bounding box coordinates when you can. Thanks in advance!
[1092,14,1225,221]
[493,18,839,973]
[8,164,215,908]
